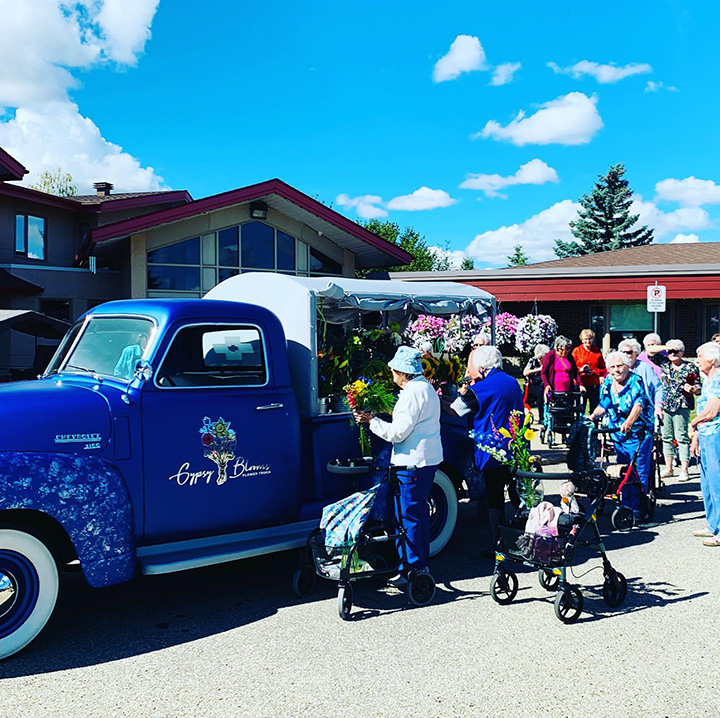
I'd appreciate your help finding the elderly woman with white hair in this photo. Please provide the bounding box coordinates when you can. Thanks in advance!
[590,350,652,518]
[617,338,663,419]
[690,342,720,547]
[447,345,524,547]
[354,346,442,579]
[659,339,700,482]
[638,332,668,379]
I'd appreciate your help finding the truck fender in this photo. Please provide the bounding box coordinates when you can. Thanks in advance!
[0,452,136,588]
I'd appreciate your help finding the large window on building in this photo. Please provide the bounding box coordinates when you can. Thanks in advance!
[15,214,46,260]
[146,220,342,296]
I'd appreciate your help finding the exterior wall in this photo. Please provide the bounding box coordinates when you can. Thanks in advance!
[0,193,159,374]
[464,274,720,302]
[133,203,353,297]
[0,195,84,267]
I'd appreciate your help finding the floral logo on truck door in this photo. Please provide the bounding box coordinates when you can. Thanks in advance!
[199,416,237,485]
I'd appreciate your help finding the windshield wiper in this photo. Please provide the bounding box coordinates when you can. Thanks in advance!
[65,364,98,374]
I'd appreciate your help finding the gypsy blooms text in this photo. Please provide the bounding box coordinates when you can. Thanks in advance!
[169,457,272,486]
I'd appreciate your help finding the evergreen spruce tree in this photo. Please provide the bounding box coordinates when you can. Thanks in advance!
[554,163,653,259]
[507,243,529,266]
[460,256,475,270]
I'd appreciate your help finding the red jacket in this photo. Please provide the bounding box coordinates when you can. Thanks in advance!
[571,344,607,388]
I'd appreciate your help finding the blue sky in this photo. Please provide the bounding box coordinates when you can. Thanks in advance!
[1,1,719,266]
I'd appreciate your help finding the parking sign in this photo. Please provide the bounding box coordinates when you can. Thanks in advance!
[647,284,666,313]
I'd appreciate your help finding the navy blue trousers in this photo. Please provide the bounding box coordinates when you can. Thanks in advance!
[395,465,437,572]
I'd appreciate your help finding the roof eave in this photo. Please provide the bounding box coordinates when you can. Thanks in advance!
[89,179,412,266]
[0,149,29,181]
[391,264,720,280]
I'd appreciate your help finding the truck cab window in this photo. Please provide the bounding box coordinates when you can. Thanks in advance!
[157,325,267,387]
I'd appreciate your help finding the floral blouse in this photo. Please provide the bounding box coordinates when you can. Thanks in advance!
[598,373,649,437]
[660,360,699,413]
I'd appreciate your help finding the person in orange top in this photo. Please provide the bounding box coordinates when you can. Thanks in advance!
[572,329,607,412]
[464,333,489,384]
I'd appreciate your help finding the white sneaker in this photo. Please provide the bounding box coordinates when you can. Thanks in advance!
[660,468,673,479]
[678,472,691,482]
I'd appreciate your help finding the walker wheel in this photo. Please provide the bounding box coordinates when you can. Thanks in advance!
[491,571,518,605]
[611,506,635,532]
[602,571,627,607]
[554,586,584,624]
[407,572,436,607]
[292,565,317,598]
[337,584,353,621]
[538,569,559,592]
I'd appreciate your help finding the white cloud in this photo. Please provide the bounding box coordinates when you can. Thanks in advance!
[433,35,486,83]
[655,177,720,206]
[645,81,678,93]
[460,159,559,198]
[465,199,580,266]
[337,186,458,218]
[428,246,467,269]
[462,194,712,267]
[386,187,457,211]
[631,195,712,239]
[547,60,652,84]
[95,0,161,65]
[670,233,700,244]
[0,102,166,192]
[336,193,388,219]
[0,0,163,191]
[476,92,603,146]
[490,62,521,86]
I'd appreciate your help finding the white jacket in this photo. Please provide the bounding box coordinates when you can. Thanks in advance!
[369,376,443,468]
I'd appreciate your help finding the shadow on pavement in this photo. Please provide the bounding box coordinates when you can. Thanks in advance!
[0,502,496,677]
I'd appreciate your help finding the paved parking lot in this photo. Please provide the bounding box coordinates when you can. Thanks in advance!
[1,463,719,718]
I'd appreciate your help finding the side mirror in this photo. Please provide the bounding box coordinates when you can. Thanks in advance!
[132,359,153,384]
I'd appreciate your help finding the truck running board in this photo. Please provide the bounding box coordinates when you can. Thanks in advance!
[137,519,318,575]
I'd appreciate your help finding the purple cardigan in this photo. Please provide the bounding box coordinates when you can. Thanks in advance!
[541,350,582,391]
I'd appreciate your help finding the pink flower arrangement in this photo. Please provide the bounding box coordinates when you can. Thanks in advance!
[494,312,519,347]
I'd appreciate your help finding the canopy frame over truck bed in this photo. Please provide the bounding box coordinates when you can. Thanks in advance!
[205,273,496,416]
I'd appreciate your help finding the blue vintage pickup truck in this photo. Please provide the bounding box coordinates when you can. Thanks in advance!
[0,274,495,658]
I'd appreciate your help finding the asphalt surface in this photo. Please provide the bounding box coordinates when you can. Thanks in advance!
[1,460,719,717]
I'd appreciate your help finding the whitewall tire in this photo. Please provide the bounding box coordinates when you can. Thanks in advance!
[0,529,59,660]
[428,469,459,557]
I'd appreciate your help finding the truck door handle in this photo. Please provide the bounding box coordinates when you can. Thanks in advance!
[256,403,284,411]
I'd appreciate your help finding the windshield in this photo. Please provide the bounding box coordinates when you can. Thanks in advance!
[46,316,155,381]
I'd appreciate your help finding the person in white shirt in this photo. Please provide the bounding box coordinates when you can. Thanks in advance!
[353,346,442,578]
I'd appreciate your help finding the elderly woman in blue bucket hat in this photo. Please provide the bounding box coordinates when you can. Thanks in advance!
[353,345,443,583]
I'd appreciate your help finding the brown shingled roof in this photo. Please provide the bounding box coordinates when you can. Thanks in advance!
[511,242,720,269]
[74,191,184,204]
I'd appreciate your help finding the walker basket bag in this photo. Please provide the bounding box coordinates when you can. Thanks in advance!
[499,525,565,566]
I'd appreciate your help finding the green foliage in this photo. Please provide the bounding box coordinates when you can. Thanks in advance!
[554,163,654,258]
[30,168,77,197]
[359,219,452,274]
[460,256,475,270]
[507,244,529,266]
